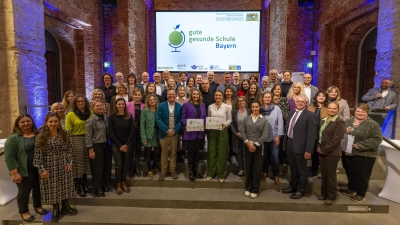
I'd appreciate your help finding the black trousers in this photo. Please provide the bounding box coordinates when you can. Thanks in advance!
[348,156,376,197]
[187,151,200,165]
[286,138,308,193]
[244,145,263,194]
[341,154,354,190]
[144,147,161,170]
[16,169,42,214]
[89,142,112,189]
[130,126,142,167]
[111,144,130,183]
[310,148,320,174]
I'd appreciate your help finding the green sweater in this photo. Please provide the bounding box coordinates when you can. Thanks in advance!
[4,134,32,177]
[345,117,382,157]
[66,111,92,135]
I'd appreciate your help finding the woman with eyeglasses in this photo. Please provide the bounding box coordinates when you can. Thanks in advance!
[65,94,92,197]
[110,82,132,110]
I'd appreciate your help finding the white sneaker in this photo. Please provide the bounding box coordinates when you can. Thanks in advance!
[250,193,258,199]
[219,178,225,183]
[245,191,250,197]
[206,176,213,181]
[231,156,237,165]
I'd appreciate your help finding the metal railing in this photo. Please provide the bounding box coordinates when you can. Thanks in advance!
[383,137,400,151]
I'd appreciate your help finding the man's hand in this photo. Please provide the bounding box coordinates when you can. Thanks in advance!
[376,93,382,99]
[304,152,311,160]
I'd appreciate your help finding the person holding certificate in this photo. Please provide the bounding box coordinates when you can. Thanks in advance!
[240,101,269,198]
[182,89,207,181]
[206,90,232,182]
[340,103,382,202]
[315,102,345,205]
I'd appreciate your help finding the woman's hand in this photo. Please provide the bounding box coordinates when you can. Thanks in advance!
[236,133,242,139]
[89,148,95,159]
[274,136,280,146]
[352,144,359,150]
[221,124,226,130]
[11,173,22,183]
[66,165,72,172]
[143,142,147,146]
[316,147,324,155]
[41,171,50,179]
[120,145,128,152]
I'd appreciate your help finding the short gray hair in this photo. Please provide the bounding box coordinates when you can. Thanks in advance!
[295,94,309,104]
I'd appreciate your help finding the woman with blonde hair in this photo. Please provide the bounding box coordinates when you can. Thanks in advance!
[90,88,111,118]
[287,82,305,111]
[62,90,75,113]
[140,94,161,179]
[327,86,350,121]
[176,86,188,105]
[110,82,132,110]
[51,102,66,129]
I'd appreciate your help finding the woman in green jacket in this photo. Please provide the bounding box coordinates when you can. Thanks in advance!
[140,94,161,180]
[4,114,47,221]
[340,103,382,202]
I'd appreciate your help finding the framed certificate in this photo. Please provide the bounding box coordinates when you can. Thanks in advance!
[186,119,204,131]
[206,117,223,130]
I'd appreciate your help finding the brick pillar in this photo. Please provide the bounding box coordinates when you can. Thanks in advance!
[375,0,400,139]
[0,0,47,137]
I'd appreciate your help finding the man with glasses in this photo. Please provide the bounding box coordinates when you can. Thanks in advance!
[113,72,128,87]
[216,72,238,98]
[232,72,241,91]
[140,72,150,91]
[207,71,219,93]
[282,94,318,199]
[268,69,281,89]
[303,73,318,106]
[153,72,165,96]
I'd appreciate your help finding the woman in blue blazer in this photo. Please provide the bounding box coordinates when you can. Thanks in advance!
[181,89,207,181]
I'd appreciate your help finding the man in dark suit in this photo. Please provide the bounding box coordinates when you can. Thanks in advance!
[176,71,188,89]
[282,94,318,199]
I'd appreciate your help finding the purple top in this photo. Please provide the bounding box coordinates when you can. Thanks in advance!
[181,102,206,140]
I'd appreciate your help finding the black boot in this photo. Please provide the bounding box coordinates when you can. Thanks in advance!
[193,162,203,178]
[177,151,185,163]
[188,164,195,182]
[95,188,105,197]
[76,178,87,197]
[102,184,113,192]
[82,174,91,193]
[52,203,60,222]
[60,199,78,215]
[135,165,142,177]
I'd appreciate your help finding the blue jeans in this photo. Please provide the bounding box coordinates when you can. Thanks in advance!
[263,141,280,176]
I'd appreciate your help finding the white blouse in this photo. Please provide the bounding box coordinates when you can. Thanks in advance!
[208,103,232,126]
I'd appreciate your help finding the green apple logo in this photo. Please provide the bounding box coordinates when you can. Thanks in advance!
[168,24,185,52]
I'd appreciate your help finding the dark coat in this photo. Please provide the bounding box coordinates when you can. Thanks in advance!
[318,117,345,156]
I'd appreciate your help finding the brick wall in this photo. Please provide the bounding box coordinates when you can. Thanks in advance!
[315,0,379,108]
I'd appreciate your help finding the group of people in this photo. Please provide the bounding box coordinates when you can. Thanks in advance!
[4,69,395,221]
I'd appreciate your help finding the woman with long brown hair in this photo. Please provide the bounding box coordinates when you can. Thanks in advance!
[4,114,45,221]
[34,113,77,221]
[62,90,75,113]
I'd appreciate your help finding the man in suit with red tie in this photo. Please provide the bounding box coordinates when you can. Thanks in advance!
[282,94,318,199]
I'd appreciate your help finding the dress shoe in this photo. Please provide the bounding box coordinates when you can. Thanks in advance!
[20,213,34,221]
[171,171,178,180]
[290,191,305,199]
[317,195,327,200]
[135,165,142,177]
[60,199,78,215]
[159,173,166,181]
[116,183,123,195]
[148,171,154,180]
[282,187,296,194]
[325,199,335,205]
[95,188,105,197]
[261,172,267,181]
[102,185,113,192]
[34,207,48,215]
[121,182,130,193]
[274,176,280,184]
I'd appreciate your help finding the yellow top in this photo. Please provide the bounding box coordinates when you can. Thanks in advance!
[65,111,92,135]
